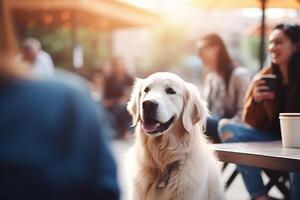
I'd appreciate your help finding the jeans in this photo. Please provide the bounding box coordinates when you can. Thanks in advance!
[205,116,221,142]
[290,172,300,200]
[219,123,280,199]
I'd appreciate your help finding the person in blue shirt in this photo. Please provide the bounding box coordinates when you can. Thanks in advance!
[0,77,120,200]
[0,7,119,200]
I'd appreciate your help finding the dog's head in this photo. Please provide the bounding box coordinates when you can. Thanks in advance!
[127,72,208,136]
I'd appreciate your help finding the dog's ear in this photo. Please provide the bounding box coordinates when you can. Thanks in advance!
[127,78,143,127]
[182,83,208,133]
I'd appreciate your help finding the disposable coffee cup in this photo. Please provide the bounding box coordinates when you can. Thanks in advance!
[279,113,300,148]
[260,74,277,92]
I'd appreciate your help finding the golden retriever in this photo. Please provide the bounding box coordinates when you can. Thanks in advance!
[126,72,225,200]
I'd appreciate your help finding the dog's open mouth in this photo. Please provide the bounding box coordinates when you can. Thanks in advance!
[142,116,175,134]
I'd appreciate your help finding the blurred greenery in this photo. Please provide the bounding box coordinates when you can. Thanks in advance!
[17,24,190,72]
[15,23,265,74]
[248,37,268,67]
[240,35,268,72]
[18,27,111,69]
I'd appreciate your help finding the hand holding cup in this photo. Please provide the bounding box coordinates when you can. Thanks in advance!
[252,74,276,103]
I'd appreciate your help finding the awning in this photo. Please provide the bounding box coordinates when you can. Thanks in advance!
[10,0,160,31]
[192,0,300,9]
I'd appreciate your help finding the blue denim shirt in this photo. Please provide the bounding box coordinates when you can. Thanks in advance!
[0,79,119,200]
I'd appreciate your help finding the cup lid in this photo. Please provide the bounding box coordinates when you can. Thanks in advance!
[279,116,300,119]
[280,113,300,117]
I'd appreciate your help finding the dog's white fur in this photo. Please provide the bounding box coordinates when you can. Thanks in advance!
[127,72,225,200]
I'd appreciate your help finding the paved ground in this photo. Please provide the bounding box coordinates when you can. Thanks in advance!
[111,139,283,200]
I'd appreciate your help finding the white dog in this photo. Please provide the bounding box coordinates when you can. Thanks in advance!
[127,72,225,200]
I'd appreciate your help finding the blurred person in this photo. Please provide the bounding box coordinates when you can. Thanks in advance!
[197,33,251,142]
[19,37,55,77]
[102,57,133,139]
[0,60,120,200]
[79,67,105,101]
[76,67,117,139]
[0,10,119,200]
[218,24,300,200]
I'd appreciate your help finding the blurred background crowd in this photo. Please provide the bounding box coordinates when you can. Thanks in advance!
[1,0,300,199]
[4,0,299,139]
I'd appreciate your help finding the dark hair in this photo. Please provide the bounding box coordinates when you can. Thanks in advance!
[199,34,236,89]
[271,23,300,112]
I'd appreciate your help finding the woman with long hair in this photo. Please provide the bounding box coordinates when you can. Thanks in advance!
[219,23,300,200]
[197,33,251,142]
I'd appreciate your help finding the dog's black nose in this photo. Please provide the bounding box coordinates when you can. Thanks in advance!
[142,100,158,113]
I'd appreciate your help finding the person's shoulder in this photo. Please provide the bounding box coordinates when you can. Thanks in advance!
[233,66,251,76]
[39,50,51,57]
[204,72,220,85]
[205,72,218,79]
[29,79,72,91]
[4,79,87,116]
[258,66,273,75]
[231,67,252,85]
[31,79,97,118]
[37,51,49,60]
[21,78,87,102]
[37,50,53,63]
[52,69,90,96]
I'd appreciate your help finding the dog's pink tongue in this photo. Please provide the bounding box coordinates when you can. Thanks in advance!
[143,123,160,132]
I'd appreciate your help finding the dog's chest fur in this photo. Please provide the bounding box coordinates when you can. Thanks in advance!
[131,130,209,200]
[133,163,195,200]
[128,122,225,200]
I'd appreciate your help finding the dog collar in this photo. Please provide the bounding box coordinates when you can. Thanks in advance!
[156,161,180,189]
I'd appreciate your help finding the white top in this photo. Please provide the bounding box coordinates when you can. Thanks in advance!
[203,67,252,123]
[31,50,55,77]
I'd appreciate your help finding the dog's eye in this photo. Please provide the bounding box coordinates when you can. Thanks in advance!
[166,87,176,94]
[144,87,150,93]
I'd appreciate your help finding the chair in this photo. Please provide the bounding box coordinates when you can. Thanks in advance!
[222,163,239,190]
[222,165,289,199]
[263,169,289,199]
[207,130,289,198]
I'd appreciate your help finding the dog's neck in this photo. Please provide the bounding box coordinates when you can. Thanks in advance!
[156,160,180,189]
[137,123,188,171]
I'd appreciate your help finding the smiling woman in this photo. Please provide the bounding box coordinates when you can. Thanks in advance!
[218,23,300,200]
[268,26,298,72]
